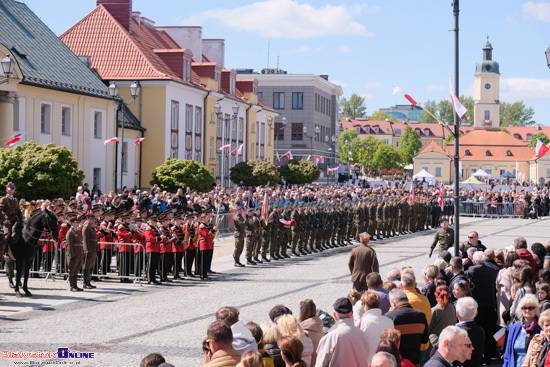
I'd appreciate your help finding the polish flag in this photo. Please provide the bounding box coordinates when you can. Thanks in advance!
[235,144,243,157]
[316,156,323,164]
[494,327,506,347]
[5,133,25,146]
[409,186,415,204]
[437,183,444,209]
[393,85,417,106]
[277,151,281,163]
[449,75,467,119]
[261,192,268,221]
[135,137,145,147]
[104,137,120,145]
[219,144,231,151]
[285,151,293,160]
[535,139,549,158]
[279,218,297,227]
[306,155,311,161]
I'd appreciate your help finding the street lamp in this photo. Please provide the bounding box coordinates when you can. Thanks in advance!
[331,135,338,184]
[303,125,319,159]
[272,116,287,166]
[0,55,15,85]
[215,102,239,187]
[108,81,140,193]
[546,47,550,69]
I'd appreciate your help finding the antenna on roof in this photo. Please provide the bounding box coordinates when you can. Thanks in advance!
[267,39,270,68]
[277,55,279,69]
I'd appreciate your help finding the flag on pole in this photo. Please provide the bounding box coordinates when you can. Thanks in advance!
[219,144,231,151]
[437,183,444,209]
[235,144,243,157]
[261,192,268,221]
[535,139,549,158]
[135,137,145,147]
[515,161,519,178]
[285,151,293,160]
[393,84,418,106]
[409,186,415,204]
[449,74,468,119]
[104,137,120,145]
[306,155,311,161]
[316,156,323,164]
[494,327,506,347]
[5,133,25,146]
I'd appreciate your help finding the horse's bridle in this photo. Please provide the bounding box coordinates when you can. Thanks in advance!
[24,211,55,242]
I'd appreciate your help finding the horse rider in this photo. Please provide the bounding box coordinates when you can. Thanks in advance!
[0,183,23,288]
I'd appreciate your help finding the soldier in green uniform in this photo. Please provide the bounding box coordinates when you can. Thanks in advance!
[232,206,246,267]
[268,202,280,260]
[253,206,263,263]
[429,219,454,257]
[260,202,272,262]
[244,208,257,265]
[290,202,300,256]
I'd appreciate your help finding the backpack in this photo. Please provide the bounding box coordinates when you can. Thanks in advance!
[317,309,335,335]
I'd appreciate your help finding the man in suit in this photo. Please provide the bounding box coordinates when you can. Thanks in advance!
[456,297,485,367]
[424,326,472,367]
[348,232,379,292]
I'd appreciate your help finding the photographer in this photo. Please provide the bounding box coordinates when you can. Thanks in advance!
[170,188,187,212]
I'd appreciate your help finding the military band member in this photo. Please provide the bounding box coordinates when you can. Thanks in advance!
[185,213,198,277]
[171,211,186,279]
[132,217,146,279]
[116,213,133,283]
[198,210,216,280]
[158,213,174,282]
[145,215,161,284]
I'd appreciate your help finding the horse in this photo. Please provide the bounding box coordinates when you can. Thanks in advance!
[7,209,58,298]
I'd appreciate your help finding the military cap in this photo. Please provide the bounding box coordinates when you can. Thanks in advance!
[174,210,184,218]
[236,205,243,210]
[186,213,196,219]
[268,201,274,205]
[65,210,76,218]
[203,208,213,215]
[91,204,102,212]
[247,208,254,213]
[148,214,158,221]
[77,213,88,222]
[273,202,279,208]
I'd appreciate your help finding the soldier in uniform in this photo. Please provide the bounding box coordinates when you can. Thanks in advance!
[253,206,264,263]
[116,212,133,283]
[244,207,257,265]
[429,218,454,257]
[82,214,98,289]
[349,232,379,292]
[131,216,146,279]
[198,210,216,280]
[281,204,291,258]
[290,202,300,256]
[183,213,197,276]
[171,211,186,279]
[65,212,83,292]
[268,202,280,260]
[232,206,246,267]
[158,213,174,282]
[145,214,161,284]
[0,183,23,286]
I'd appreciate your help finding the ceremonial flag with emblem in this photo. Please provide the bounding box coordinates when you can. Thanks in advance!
[261,192,268,222]
[285,151,293,160]
[437,182,444,209]
[535,139,549,158]
[5,133,24,146]
[135,137,145,147]
[409,186,415,204]
[235,144,243,157]
[449,75,468,119]
[393,85,417,106]
[104,137,119,145]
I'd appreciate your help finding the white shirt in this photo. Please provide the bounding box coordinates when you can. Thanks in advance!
[355,308,395,363]
[316,318,369,367]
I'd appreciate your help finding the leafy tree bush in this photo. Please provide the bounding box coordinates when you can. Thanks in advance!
[398,125,422,164]
[528,132,550,147]
[279,159,320,185]
[151,158,214,193]
[230,160,280,186]
[0,141,84,200]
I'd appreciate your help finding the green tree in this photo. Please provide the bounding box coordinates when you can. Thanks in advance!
[278,159,320,184]
[419,100,438,124]
[443,131,464,147]
[367,111,397,122]
[230,160,280,186]
[338,130,359,162]
[438,99,454,125]
[528,132,550,147]
[500,101,536,126]
[339,93,367,119]
[460,96,475,123]
[151,158,214,193]
[398,126,423,164]
[0,141,84,200]
[372,145,402,170]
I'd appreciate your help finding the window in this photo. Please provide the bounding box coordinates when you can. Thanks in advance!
[292,92,303,109]
[93,111,102,138]
[394,129,401,135]
[499,168,506,177]
[121,142,128,172]
[232,117,237,140]
[546,166,550,179]
[61,107,71,136]
[484,167,493,176]
[93,168,101,188]
[40,104,51,134]
[209,137,214,159]
[396,141,399,147]
[258,92,263,102]
[251,119,255,133]
[216,157,220,177]
[365,127,370,133]
[171,101,179,130]
[486,150,492,156]
[465,150,471,156]
[291,123,303,140]
[13,98,19,131]
[424,129,431,136]
[422,165,429,172]
[274,123,284,140]
[374,126,379,133]
[216,115,222,137]
[195,107,202,134]
[506,150,513,156]
[239,119,244,141]
[484,111,490,121]
[250,143,254,159]
[185,105,193,132]
[273,92,285,109]
[514,134,521,140]
[355,127,361,133]
[435,165,442,177]
[183,61,187,81]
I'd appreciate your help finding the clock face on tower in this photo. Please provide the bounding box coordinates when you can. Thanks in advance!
[484,83,491,90]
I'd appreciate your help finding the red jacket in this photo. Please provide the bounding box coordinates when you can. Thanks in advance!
[41,231,55,253]
[57,223,69,249]
[132,228,146,253]
[159,226,173,253]
[517,248,538,279]
[116,224,133,252]
[145,225,161,253]
[171,224,185,252]
[97,228,115,250]
[199,223,214,251]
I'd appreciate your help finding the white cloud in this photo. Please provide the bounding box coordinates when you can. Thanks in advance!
[500,77,550,101]
[183,0,375,38]
[338,46,352,53]
[522,1,550,22]
[427,84,446,92]
[462,83,474,98]
[365,81,383,89]
[505,15,519,24]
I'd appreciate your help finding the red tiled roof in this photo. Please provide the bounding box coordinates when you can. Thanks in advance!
[445,130,534,161]
[392,122,446,138]
[505,126,550,143]
[417,140,449,156]
[340,119,393,135]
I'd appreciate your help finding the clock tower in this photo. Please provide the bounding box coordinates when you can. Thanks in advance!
[474,38,500,129]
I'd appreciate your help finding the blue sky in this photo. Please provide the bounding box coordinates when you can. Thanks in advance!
[21,0,550,124]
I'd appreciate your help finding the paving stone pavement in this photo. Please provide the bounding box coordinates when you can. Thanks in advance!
[0,216,547,366]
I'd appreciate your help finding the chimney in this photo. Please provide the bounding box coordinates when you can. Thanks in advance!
[97,0,132,33]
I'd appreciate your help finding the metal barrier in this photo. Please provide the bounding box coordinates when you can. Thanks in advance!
[459,201,523,218]
[216,212,234,235]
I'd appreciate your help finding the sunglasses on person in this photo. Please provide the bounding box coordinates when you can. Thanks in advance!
[522,306,536,311]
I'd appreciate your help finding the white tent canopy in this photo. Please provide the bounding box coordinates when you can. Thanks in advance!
[472,169,491,178]
[413,169,435,184]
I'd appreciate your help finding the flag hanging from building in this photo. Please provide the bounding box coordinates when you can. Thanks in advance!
[285,151,293,160]
[135,137,145,147]
[393,84,418,106]
[235,144,243,157]
[5,133,24,146]
[535,139,549,158]
[104,137,120,145]
[219,144,231,151]
[449,74,468,119]
[316,156,323,164]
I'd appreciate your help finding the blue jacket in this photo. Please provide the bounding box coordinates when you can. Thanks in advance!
[504,321,542,367]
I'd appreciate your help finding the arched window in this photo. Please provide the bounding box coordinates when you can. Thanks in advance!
[506,150,513,156]
[465,150,472,156]
[486,150,492,156]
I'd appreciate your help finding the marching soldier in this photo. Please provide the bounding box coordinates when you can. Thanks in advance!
[232,206,246,267]
[253,206,263,263]
[184,213,197,277]
[429,218,454,258]
[116,212,133,283]
[131,217,146,279]
[158,213,174,282]
[244,207,257,265]
[171,211,186,279]
[198,210,216,280]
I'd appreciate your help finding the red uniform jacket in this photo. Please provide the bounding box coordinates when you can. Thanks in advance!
[171,224,185,253]
[198,223,214,251]
[132,225,146,253]
[41,231,55,253]
[116,224,133,252]
[159,226,173,254]
[57,222,69,249]
[145,225,161,253]
[97,228,115,250]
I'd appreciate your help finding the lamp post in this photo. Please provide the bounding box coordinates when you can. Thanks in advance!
[215,102,239,187]
[303,125,320,159]
[108,81,140,193]
[546,47,550,68]
[0,55,15,84]
[331,135,338,184]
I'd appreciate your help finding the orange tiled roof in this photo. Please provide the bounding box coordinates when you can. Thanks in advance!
[340,119,393,135]
[445,130,534,161]
[392,122,445,138]
[417,140,449,155]
[505,126,550,143]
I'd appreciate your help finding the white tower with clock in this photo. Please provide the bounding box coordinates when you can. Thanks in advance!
[474,38,500,129]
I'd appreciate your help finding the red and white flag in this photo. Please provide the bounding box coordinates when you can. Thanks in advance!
[135,137,145,147]
[277,151,281,163]
[409,186,415,204]
[316,156,323,164]
[285,151,293,160]
[449,75,468,119]
[235,144,243,157]
[535,139,549,158]
[437,183,444,209]
[104,137,120,145]
[5,133,25,146]
[219,144,231,151]
[393,85,417,106]
[261,192,268,221]
[306,155,311,161]
[494,327,506,347]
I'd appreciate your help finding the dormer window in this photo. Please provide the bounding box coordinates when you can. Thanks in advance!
[364,126,370,133]
[526,134,532,141]
[465,150,472,156]
[506,150,513,156]
[415,128,421,134]
[356,127,361,133]
[424,129,431,136]
[230,76,236,95]
[486,150,492,156]
[374,126,380,133]
[514,134,521,140]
